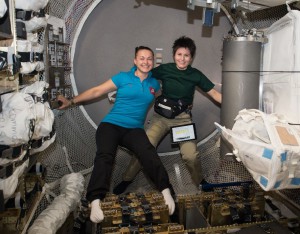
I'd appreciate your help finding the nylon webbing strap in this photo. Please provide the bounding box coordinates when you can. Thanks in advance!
[30,91,49,104]
[0,164,13,179]
[30,127,56,149]
[16,10,32,20]
[0,50,21,74]
[18,52,44,62]
[0,153,29,179]
[5,192,25,209]
[0,144,22,159]
[16,9,45,21]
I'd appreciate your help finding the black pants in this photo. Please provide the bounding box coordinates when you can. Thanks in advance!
[86,122,171,202]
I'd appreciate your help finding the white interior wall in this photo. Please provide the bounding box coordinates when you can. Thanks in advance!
[71,0,231,152]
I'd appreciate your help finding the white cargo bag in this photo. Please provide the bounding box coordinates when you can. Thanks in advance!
[28,173,85,234]
[0,0,7,18]
[0,92,36,146]
[0,159,29,199]
[17,40,45,74]
[0,81,54,146]
[262,7,300,124]
[20,81,54,140]
[215,109,300,191]
[15,0,48,12]
[19,16,47,33]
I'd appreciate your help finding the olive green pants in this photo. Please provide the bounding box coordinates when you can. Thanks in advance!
[122,112,203,186]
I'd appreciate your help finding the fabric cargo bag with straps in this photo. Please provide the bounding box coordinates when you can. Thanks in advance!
[215,109,300,191]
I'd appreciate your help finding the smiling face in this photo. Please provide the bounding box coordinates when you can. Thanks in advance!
[174,47,193,70]
[134,49,154,76]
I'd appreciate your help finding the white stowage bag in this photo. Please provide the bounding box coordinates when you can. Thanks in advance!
[20,61,45,74]
[20,16,48,33]
[28,173,85,234]
[215,109,300,191]
[15,0,49,12]
[17,40,45,74]
[29,133,56,155]
[262,8,300,124]
[0,149,27,166]
[0,81,54,146]
[31,102,53,140]
[0,92,36,146]
[0,159,29,199]
[21,82,54,140]
[0,0,7,18]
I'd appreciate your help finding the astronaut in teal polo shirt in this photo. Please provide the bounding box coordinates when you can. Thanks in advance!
[57,46,175,223]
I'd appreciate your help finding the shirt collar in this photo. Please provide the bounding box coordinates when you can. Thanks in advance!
[131,66,152,79]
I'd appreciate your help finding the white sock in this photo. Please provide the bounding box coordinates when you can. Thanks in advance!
[161,188,175,215]
[90,199,104,223]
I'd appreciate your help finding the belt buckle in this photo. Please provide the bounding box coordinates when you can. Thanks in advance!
[31,94,43,103]
[32,9,45,18]
[31,139,43,149]
[30,52,43,62]
[35,53,43,62]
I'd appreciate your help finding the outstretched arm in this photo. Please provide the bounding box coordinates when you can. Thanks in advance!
[207,88,222,104]
[57,79,117,109]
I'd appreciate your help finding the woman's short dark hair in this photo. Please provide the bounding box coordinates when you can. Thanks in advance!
[172,36,196,58]
[135,46,154,58]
